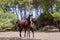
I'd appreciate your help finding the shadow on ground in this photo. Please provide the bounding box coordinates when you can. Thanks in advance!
[0,37,41,40]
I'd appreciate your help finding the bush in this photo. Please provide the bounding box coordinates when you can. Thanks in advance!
[39,25,49,32]
[0,10,17,31]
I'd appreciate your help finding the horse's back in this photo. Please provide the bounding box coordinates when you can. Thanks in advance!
[20,20,28,26]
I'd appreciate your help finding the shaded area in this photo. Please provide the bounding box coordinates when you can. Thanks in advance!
[0,37,41,40]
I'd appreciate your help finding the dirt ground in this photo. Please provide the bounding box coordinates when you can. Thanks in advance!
[0,32,60,40]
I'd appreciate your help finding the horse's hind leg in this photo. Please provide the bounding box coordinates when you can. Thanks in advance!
[19,28,23,37]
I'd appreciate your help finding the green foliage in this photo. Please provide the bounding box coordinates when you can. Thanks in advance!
[51,11,60,21]
[33,0,39,8]
[55,0,60,11]
[0,0,12,12]
[39,0,56,14]
[0,9,17,30]
[38,13,53,25]
[39,0,53,12]
[33,13,54,31]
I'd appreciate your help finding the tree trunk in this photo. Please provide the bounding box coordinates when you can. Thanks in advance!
[24,2,27,19]
[35,8,38,18]
[15,5,19,20]
[20,7,23,20]
[51,4,53,14]
[19,5,23,20]
[24,7,26,19]
[39,6,41,14]
[58,21,60,31]
[55,21,59,29]
[59,21,60,31]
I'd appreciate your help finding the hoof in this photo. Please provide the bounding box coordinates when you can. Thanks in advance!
[19,34,22,37]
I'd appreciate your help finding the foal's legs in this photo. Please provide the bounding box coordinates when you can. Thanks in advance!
[30,27,34,38]
[27,28,30,37]
[27,27,34,38]
[28,28,30,37]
